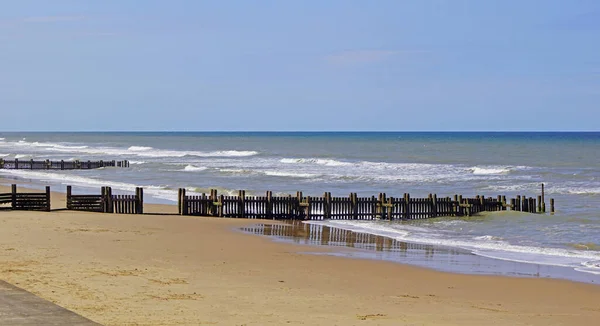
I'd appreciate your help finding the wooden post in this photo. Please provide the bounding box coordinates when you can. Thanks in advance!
[178,188,183,215]
[387,197,393,220]
[266,191,273,219]
[45,159,50,169]
[432,194,438,217]
[137,187,144,214]
[550,198,555,214]
[502,195,507,211]
[541,184,546,213]
[537,195,542,213]
[405,193,411,219]
[14,159,18,169]
[218,194,224,217]
[11,184,16,209]
[0,158,4,169]
[66,185,72,210]
[45,186,51,211]
[240,190,246,218]
[324,192,331,220]
[351,193,358,220]
[30,159,34,170]
[107,187,113,213]
[296,191,302,219]
[305,196,312,220]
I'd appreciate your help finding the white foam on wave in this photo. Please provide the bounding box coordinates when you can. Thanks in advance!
[0,139,259,158]
[471,166,511,175]
[263,170,317,178]
[183,165,207,172]
[128,160,147,165]
[306,220,600,274]
[15,154,31,159]
[128,146,153,151]
[281,158,352,166]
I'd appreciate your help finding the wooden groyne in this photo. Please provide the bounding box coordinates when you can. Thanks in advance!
[178,188,552,220]
[0,185,51,211]
[67,186,143,214]
[0,159,130,170]
[2,184,554,219]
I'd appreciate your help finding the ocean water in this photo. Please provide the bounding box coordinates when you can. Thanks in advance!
[0,132,599,279]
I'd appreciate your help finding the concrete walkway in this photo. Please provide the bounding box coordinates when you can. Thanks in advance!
[0,280,99,325]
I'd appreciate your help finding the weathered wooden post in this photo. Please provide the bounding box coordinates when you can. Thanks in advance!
[387,197,394,220]
[296,191,302,219]
[30,159,34,170]
[241,190,247,218]
[45,186,51,211]
[66,185,72,210]
[14,159,18,169]
[107,187,113,213]
[324,192,332,220]
[541,184,546,213]
[432,194,438,217]
[502,195,507,211]
[136,187,143,214]
[351,193,358,220]
[0,158,4,169]
[11,184,16,209]
[537,195,542,213]
[218,194,224,217]
[516,195,521,211]
[305,196,312,220]
[45,159,50,169]
[550,198,555,214]
[178,188,183,215]
[405,193,411,219]
[266,191,273,219]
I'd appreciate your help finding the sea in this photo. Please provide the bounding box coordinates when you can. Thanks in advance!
[1,132,599,282]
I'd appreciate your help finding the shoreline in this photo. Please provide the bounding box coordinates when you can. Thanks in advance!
[1,182,600,324]
[2,179,600,284]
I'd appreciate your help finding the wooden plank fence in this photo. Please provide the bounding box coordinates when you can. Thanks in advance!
[179,188,552,220]
[0,159,130,170]
[0,184,50,211]
[65,186,143,214]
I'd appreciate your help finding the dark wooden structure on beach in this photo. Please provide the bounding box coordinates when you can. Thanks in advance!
[0,159,130,170]
[0,185,51,211]
[2,183,553,219]
[178,188,550,220]
[66,186,143,214]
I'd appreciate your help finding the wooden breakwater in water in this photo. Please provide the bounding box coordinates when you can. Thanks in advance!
[178,187,552,220]
[0,159,130,170]
[2,184,555,219]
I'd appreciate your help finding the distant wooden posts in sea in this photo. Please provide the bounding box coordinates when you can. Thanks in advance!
[0,159,130,170]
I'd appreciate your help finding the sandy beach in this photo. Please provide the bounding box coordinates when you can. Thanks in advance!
[1,184,599,325]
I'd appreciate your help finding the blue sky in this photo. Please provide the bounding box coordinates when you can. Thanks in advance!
[0,0,598,131]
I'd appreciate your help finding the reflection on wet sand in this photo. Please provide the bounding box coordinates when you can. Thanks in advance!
[240,221,600,284]
[242,221,463,258]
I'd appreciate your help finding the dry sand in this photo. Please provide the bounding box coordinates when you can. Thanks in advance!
[0,183,599,325]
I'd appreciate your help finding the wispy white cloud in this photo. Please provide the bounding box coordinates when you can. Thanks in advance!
[325,50,422,65]
[23,15,86,23]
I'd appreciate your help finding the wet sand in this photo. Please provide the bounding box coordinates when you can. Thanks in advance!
[1,183,600,325]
